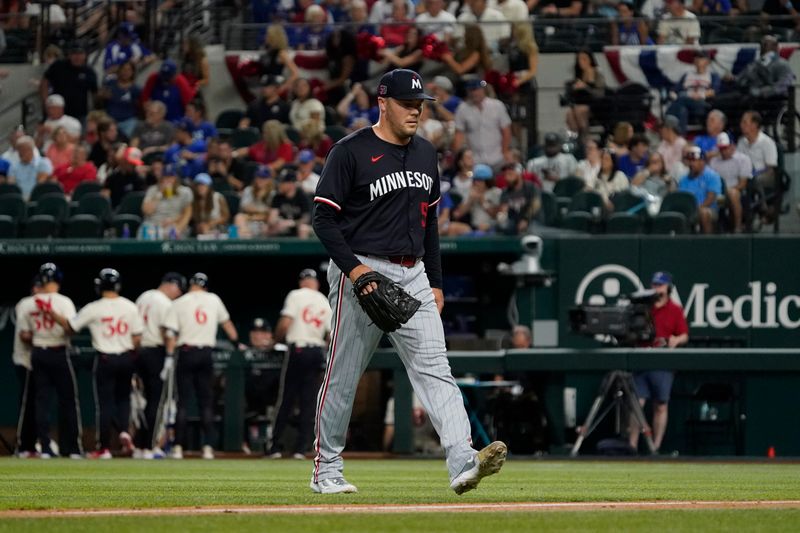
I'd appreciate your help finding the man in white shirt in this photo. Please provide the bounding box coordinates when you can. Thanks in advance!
[657,0,701,45]
[38,94,82,146]
[133,272,186,458]
[163,272,243,460]
[737,110,778,188]
[17,264,82,458]
[296,149,321,195]
[457,0,510,51]
[416,0,458,41]
[452,79,512,169]
[527,133,578,192]
[710,133,753,233]
[491,0,529,23]
[268,269,332,459]
[49,268,144,459]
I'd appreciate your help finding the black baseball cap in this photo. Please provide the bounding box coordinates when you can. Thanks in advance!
[161,272,187,292]
[377,69,436,101]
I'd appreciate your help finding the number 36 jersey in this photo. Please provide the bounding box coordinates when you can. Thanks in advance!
[18,293,77,348]
[69,296,144,354]
[164,291,230,348]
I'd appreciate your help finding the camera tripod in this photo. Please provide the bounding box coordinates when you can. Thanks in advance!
[570,370,657,457]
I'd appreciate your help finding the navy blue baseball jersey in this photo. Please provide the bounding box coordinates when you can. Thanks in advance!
[312,127,443,288]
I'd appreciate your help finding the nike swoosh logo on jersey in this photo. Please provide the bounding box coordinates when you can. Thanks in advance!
[371,154,385,163]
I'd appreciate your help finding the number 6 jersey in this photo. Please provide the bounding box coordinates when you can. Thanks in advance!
[69,296,143,354]
[163,290,230,348]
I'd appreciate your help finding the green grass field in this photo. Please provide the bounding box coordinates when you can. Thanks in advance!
[1,458,799,532]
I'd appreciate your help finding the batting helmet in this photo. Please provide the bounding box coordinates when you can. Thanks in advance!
[38,262,63,284]
[189,272,209,289]
[162,272,187,293]
[95,268,122,294]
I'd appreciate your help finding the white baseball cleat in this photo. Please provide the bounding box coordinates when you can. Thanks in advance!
[449,441,507,495]
[267,452,282,459]
[202,445,215,460]
[292,453,306,460]
[310,477,358,494]
[170,445,184,459]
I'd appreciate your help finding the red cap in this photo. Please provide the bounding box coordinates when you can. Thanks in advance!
[123,147,143,166]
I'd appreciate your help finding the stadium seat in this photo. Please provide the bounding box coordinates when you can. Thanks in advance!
[29,182,65,202]
[64,214,103,238]
[230,127,260,149]
[212,178,233,192]
[215,109,245,137]
[222,191,240,216]
[0,214,17,238]
[325,125,348,143]
[0,193,27,223]
[285,126,301,144]
[31,193,69,223]
[553,176,585,199]
[660,192,698,228]
[568,190,605,219]
[23,215,59,238]
[116,191,145,216]
[0,183,22,196]
[611,190,648,215]
[651,212,689,234]
[606,212,643,234]
[76,193,113,225]
[561,211,593,232]
[538,191,559,227]
[240,161,259,184]
[111,214,142,238]
[70,181,102,202]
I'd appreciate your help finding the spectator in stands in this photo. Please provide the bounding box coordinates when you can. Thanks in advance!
[164,120,208,179]
[294,4,332,50]
[441,25,492,79]
[103,22,154,74]
[295,149,320,195]
[141,60,194,122]
[527,133,578,192]
[436,185,456,235]
[245,75,290,131]
[42,41,98,124]
[453,79,512,169]
[448,148,475,199]
[83,110,107,147]
[498,162,540,235]
[191,173,230,236]
[289,78,326,130]
[416,0,458,41]
[632,151,675,199]
[42,44,64,67]
[507,22,539,92]
[710,133,752,233]
[760,0,800,32]
[564,49,606,140]
[607,121,633,155]
[692,0,732,14]
[457,0,510,51]
[38,94,82,146]
[380,0,414,46]
[45,126,75,169]
[207,140,247,190]
[617,134,649,180]
[417,102,446,149]
[99,61,141,138]
[297,119,333,167]
[103,146,146,208]
[235,165,274,237]
[575,138,601,184]
[336,82,380,130]
[269,168,312,237]
[381,25,424,73]
[666,51,719,135]
[141,164,193,238]
[8,136,53,199]
[183,99,218,142]
[369,0,416,24]
[24,1,66,26]
[656,115,687,179]
[693,109,727,158]
[53,144,97,196]
[678,146,722,233]
[495,0,530,23]
[426,76,462,124]
[323,27,357,104]
[591,149,630,209]
[180,36,210,92]
[448,163,502,234]
[738,110,779,220]
[131,101,175,156]
[611,0,652,45]
[259,25,299,92]
[657,0,701,44]
[1,127,39,166]
[89,118,123,169]
[246,120,295,174]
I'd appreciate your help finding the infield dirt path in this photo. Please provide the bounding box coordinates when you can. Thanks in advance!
[3,500,800,518]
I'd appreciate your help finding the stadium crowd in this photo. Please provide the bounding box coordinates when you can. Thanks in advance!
[0,0,795,238]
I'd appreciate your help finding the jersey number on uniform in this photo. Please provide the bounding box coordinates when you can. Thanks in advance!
[420,202,429,228]
[195,307,207,324]
[101,317,129,337]
[302,307,324,328]
[30,311,55,331]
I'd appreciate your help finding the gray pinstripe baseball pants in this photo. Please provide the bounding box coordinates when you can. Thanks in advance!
[312,255,475,485]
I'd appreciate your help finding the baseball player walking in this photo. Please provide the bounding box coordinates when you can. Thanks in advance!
[163,273,243,459]
[311,69,506,494]
[133,272,186,458]
[48,268,143,459]
[268,268,332,459]
[17,264,83,458]
[13,275,43,458]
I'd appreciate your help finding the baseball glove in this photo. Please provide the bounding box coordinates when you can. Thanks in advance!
[352,271,421,332]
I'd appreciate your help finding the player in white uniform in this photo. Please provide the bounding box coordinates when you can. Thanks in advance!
[268,269,332,459]
[163,272,243,460]
[133,272,186,458]
[49,268,144,459]
[13,275,43,458]
[17,263,83,458]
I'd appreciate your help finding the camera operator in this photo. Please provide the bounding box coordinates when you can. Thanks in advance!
[629,271,688,453]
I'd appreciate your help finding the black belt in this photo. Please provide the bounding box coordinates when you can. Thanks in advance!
[34,345,66,351]
[356,252,421,268]
[180,345,213,350]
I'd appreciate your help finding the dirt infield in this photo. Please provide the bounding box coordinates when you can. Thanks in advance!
[3,501,800,518]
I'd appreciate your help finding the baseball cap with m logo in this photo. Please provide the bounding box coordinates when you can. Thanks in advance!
[377,69,436,101]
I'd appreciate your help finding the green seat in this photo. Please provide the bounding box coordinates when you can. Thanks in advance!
[660,191,698,227]
[222,191,240,216]
[0,183,22,196]
[71,181,102,202]
[31,193,68,223]
[23,214,58,238]
[0,214,17,238]
[64,214,103,238]
[0,193,26,223]
[611,190,648,215]
[568,190,606,218]
[539,190,559,227]
[553,176,585,199]
[111,214,142,238]
[651,212,689,234]
[561,211,593,232]
[215,109,245,136]
[77,192,112,224]
[606,212,643,234]
[230,127,260,149]
[116,191,145,216]
[285,126,301,144]
[29,182,65,202]
[239,161,259,185]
